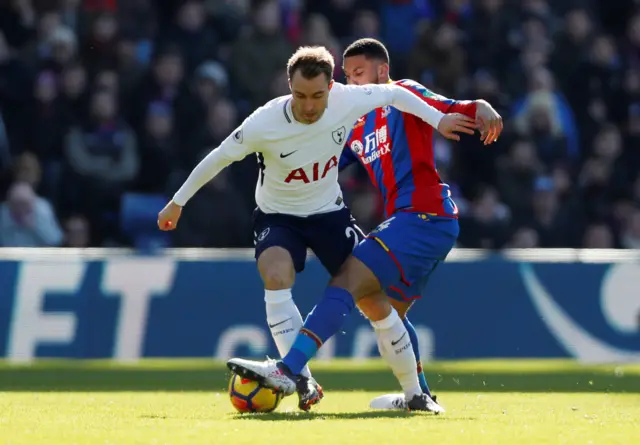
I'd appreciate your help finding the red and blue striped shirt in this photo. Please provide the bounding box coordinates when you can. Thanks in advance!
[340,79,477,219]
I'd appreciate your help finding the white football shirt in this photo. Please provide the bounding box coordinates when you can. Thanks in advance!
[173,82,445,216]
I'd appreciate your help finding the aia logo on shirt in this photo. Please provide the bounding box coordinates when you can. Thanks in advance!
[350,125,391,165]
[284,156,338,184]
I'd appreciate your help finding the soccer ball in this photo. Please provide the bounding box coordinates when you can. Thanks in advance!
[228,372,284,413]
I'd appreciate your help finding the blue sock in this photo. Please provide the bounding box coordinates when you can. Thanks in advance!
[403,316,432,396]
[282,286,355,375]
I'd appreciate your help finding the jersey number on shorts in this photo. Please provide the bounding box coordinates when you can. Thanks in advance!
[345,227,359,251]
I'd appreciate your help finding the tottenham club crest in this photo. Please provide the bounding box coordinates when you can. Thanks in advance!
[332,126,346,145]
[350,140,364,155]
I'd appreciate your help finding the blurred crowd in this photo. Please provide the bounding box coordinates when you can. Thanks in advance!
[0,0,639,249]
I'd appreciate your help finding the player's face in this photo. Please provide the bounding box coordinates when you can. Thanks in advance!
[289,71,333,124]
[343,55,387,85]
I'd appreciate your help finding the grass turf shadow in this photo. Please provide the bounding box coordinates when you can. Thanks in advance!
[231,411,473,421]
[0,367,638,393]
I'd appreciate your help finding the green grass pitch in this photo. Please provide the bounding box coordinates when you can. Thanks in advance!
[0,359,639,445]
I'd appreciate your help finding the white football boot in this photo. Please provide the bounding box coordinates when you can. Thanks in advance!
[370,393,445,414]
[227,358,297,396]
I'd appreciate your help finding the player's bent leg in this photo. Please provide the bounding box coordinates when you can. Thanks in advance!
[256,246,318,397]
[332,240,424,405]
[279,254,383,376]
[257,246,296,290]
[283,255,383,372]
[357,290,392,322]
[389,298,412,319]
[234,239,382,384]
[370,268,445,412]
[352,231,444,412]
[275,240,402,378]
[369,296,440,411]
[356,293,422,404]
[359,297,431,397]
[230,254,385,410]
[369,319,443,413]
[229,245,321,407]
[388,298,432,397]
[329,254,384,300]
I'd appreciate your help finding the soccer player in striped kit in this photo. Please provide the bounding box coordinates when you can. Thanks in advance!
[339,38,502,410]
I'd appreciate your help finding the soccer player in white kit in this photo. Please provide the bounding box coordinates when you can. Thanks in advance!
[157,46,476,411]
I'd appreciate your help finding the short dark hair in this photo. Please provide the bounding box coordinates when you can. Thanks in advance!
[287,46,335,82]
[343,38,390,64]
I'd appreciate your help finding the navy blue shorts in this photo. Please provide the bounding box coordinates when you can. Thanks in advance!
[352,212,459,302]
[253,207,364,276]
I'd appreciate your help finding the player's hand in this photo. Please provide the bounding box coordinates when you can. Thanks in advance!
[437,113,477,141]
[475,100,503,145]
[157,200,182,231]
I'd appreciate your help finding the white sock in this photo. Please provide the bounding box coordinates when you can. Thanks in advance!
[371,308,422,399]
[265,289,312,378]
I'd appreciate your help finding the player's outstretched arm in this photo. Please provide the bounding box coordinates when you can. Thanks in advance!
[387,84,478,141]
[346,83,477,142]
[393,80,503,144]
[158,126,256,231]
